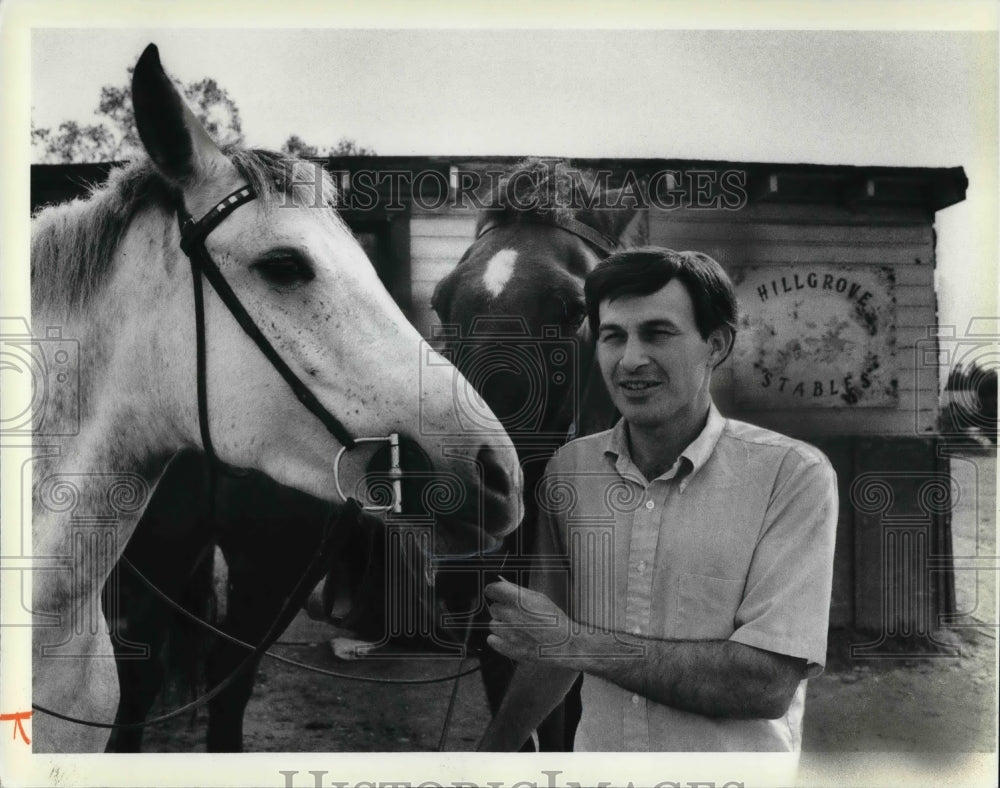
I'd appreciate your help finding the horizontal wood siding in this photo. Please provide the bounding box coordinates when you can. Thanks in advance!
[652,206,939,437]
[409,210,478,338]
[411,203,941,436]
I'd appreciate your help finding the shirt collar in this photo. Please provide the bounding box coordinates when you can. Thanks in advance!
[604,402,726,485]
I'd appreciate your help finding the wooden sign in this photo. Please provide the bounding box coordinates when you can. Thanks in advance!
[730,265,898,408]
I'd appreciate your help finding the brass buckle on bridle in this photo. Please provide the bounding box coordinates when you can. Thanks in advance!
[333,433,403,513]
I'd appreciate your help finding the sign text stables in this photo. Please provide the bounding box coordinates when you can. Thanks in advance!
[731,265,897,409]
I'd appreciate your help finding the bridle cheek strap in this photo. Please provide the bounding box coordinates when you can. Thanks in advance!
[178,185,405,513]
[177,185,357,458]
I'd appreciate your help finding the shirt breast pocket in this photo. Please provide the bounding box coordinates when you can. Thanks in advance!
[673,572,745,640]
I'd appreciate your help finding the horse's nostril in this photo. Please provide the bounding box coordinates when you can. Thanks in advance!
[477,443,516,499]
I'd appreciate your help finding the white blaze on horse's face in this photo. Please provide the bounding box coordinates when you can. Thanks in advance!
[482,248,519,298]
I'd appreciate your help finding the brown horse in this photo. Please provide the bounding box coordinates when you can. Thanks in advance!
[430,158,643,749]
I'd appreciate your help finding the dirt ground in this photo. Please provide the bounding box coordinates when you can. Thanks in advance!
[139,451,998,767]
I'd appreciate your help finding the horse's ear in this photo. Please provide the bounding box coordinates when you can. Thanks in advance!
[615,205,648,247]
[597,188,643,241]
[131,44,230,186]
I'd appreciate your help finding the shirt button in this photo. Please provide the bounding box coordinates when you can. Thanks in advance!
[631,694,641,706]
[645,500,655,510]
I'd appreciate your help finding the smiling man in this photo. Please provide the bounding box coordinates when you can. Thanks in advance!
[478,247,838,752]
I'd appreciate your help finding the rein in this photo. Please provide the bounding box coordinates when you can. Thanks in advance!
[32,498,365,733]
[118,553,481,687]
[476,213,618,256]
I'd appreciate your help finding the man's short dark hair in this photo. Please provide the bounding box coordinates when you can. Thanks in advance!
[584,247,739,342]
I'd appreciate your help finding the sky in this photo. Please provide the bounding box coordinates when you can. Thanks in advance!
[25,23,1000,341]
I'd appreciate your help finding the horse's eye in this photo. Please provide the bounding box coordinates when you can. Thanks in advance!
[252,255,315,288]
[564,301,587,331]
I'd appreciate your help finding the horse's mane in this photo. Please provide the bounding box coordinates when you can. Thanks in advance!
[31,149,337,315]
[475,158,636,242]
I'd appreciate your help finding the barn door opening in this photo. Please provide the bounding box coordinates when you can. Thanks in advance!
[342,213,413,324]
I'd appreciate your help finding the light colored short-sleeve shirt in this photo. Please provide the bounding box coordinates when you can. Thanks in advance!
[530,403,838,752]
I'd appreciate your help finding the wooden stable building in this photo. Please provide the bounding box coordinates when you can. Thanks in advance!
[31,156,968,647]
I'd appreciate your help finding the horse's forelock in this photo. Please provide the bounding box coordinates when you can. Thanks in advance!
[476,158,629,243]
[480,158,579,224]
[227,149,339,211]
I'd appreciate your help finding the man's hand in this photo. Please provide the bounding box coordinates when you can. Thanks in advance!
[478,580,582,751]
[484,579,806,720]
[484,578,572,662]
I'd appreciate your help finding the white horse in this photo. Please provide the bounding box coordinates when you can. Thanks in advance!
[30,44,521,753]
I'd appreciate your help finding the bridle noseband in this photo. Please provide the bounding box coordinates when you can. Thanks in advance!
[178,184,402,513]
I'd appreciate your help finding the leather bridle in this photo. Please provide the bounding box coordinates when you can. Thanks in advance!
[178,185,402,514]
[476,213,618,256]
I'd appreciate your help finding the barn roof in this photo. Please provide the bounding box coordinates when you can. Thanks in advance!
[31,157,967,216]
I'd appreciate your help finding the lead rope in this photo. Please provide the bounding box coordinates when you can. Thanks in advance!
[437,614,475,751]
